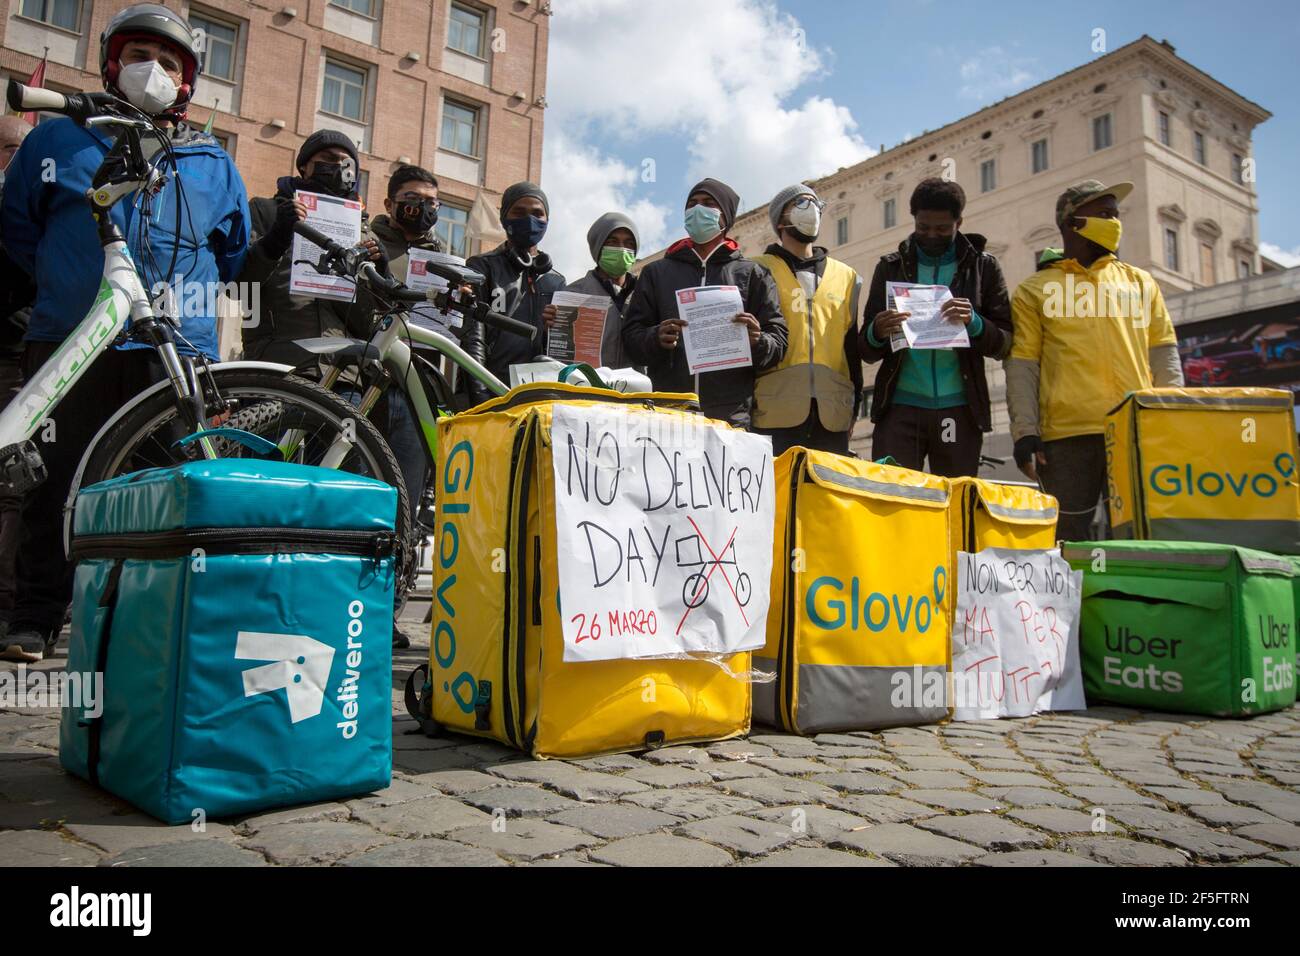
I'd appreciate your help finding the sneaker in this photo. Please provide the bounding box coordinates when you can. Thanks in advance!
[1,630,47,663]
[392,628,411,651]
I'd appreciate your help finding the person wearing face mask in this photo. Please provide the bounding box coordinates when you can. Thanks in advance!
[1006,180,1183,542]
[859,178,1012,477]
[0,4,249,662]
[751,184,862,455]
[239,129,384,368]
[542,212,641,370]
[622,178,787,428]
[461,182,565,403]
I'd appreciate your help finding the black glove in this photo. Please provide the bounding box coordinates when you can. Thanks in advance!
[1013,435,1045,470]
[260,199,300,260]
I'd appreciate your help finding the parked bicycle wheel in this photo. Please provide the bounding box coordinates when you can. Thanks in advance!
[72,368,413,581]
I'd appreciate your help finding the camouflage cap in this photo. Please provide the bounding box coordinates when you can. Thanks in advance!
[1055,179,1134,226]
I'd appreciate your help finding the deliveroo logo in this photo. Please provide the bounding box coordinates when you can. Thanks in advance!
[236,631,335,723]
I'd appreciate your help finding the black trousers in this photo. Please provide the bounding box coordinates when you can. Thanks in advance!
[9,342,161,633]
[0,354,22,619]
[1041,433,1108,543]
[870,404,982,477]
[757,404,851,457]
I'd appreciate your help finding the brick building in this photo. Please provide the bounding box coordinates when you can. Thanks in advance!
[2,0,551,257]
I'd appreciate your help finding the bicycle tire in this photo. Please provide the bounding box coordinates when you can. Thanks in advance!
[74,368,414,580]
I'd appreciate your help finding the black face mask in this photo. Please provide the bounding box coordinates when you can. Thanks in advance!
[394,198,439,235]
[307,160,355,197]
[914,235,954,258]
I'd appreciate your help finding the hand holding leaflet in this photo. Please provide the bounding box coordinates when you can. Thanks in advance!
[886,280,970,351]
[676,285,752,374]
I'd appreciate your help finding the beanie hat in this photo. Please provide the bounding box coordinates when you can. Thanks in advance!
[768,183,817,234]
[296,129,359,172]
[500,181,549,221]
[687,178,739,232]
[586,211,639,261]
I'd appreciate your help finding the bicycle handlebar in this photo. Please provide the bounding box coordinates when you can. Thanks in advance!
[292,221,535,340]
[6,80,124,125]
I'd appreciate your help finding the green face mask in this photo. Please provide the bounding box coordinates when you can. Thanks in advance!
[599,245,636,278]
[1075,216,1122,253]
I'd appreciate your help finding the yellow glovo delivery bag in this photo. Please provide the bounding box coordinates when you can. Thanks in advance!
[756,449,951,734]
[1106,387,1300,554]
[420,382,773,758]
[948,478,1059,557]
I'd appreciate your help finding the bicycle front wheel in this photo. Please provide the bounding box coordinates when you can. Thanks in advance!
[74,368,412,571]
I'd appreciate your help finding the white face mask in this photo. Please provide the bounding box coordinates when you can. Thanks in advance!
[787,202,821,239]
[117,60,179,115]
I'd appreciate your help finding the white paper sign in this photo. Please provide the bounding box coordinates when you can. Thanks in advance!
[550,403,775,662]
[677,285,752,374]
[886,281,969,351]
[289,191,363,301]
[405,248,462,330]
[952,547,1087,720]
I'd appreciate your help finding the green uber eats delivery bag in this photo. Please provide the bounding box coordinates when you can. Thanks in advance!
[1063,540,1296,716]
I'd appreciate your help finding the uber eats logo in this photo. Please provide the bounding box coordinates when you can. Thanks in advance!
[1148,453,1296,499]
[806,565,946,633]
[1101,625,1182,693]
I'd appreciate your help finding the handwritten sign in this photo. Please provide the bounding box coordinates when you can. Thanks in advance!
[550,404,775,662]
[952,547,1086,720]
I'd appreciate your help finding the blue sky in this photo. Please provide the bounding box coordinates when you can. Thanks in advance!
[542,0,1298,280]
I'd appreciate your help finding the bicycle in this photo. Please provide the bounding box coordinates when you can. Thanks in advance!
[0,80,532,593]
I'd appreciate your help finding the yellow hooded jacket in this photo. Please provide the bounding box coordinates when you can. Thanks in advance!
[1009,254,1177,442]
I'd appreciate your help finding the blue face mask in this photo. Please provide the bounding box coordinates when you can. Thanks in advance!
[504,215,547,249]
[684,204,723,244]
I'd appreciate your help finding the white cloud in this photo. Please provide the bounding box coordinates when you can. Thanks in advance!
[540,129,671,281]
[1260,242,1300,268]
[542,0,874,264]
[958,47,1038,102]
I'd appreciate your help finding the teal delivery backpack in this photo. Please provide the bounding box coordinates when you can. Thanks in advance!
[61,459,397,824]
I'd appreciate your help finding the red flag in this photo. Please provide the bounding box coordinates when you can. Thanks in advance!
[20,54,47,125]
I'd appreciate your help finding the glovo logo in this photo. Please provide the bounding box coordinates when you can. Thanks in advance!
[434,438,479,714]
[806,565,947,633]
[1148,452,1296,499]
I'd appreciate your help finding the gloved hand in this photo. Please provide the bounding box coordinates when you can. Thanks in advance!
[261,198,304,260]
[1014,435,1047,481]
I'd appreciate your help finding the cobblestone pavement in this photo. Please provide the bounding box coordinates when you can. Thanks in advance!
[3,602,1299,867]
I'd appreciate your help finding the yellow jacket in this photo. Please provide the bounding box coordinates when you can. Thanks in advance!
[752,253,861,432]
[1009,255,1177,442]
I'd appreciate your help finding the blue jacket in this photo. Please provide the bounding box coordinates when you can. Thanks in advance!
[0,117,249,360]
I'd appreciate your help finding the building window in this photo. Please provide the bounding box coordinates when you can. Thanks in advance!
[980,159,996,193]
[356,169,370,203]
[330,0,376,15]
[190,12,239,83]
[1092,113,1113,151]
[1231,153,1245,185]
[322,59,367,121]
[835,216,849,246]
[440,98,481,157]
[882,198,896,230]
[436,203,471,257]
[1031,138,1049,174]
[211,130,232,152]
[1164,228,1180,272]
[1238,259,1251,279]
[1158,111,1171,147]
[1194,131,1206,165]
[448,3,487,58]
[19,0,80,31]
[1199,242,1215,285]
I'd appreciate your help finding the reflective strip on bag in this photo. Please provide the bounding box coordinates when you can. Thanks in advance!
[982,499,1059,522]
[809,463,948,503]
[1061,544,1231,568]
[1135,393,1294,410]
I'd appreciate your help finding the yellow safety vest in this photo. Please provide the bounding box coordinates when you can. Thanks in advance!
[752,254,859,432]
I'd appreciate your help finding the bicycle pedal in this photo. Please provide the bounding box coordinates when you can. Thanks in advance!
[0,441,47,495]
